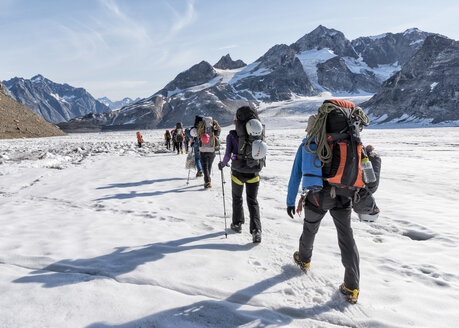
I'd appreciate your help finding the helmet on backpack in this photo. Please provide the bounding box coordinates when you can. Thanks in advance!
[251,140,267,159]
[358,212,379,222]
[201,133,210,144]
[190,127,197,137]
[246,119,263,136]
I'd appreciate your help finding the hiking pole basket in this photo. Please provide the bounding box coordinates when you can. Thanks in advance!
[218,149,228,238]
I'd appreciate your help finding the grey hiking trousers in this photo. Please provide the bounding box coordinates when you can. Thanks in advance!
[299,187,360,290]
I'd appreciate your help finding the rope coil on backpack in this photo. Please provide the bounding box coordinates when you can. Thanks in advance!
[304,103,369,168]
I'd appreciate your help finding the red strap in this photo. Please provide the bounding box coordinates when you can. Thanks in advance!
[326,99,355,109]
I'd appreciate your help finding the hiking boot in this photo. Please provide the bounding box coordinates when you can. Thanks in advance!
[230,222,242,233]
[204,182,212,189]
[339,283,359,304]
[252,230,262,243]
[196,170,203,177]
[293,251,310,272]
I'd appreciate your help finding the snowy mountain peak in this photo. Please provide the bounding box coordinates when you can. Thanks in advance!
[31,74,45,83]
[403,27,421,35]
[292,25,358,58]
[161,60,217,95]
[3,75,109,123]
[213,54,246,70]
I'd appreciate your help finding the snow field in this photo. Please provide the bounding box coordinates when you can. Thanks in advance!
[1,126,459,327]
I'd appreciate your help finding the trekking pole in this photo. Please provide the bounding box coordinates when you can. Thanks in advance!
[186,148,194,185]
[218,149,228,238]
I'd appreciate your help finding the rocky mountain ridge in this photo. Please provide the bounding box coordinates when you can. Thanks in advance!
[2,75,110,124]
[363,35,459,124]
[59,25,455,131]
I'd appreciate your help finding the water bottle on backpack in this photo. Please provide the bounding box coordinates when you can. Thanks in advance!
[361,155,376,184]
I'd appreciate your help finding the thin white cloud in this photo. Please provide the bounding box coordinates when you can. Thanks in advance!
[98,0,152,47]
[165,0,196,36]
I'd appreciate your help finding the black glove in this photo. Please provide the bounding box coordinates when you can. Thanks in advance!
[287,206,295,218]
[218,162,224,170]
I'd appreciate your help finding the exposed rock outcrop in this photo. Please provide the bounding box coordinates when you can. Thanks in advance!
[0,81,66,139]
[214,54,246,70]
[363,35,459,123]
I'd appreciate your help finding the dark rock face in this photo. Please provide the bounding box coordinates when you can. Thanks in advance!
[317,57,380,93]
[233,44,315,101]
[160,61,218,96]
[291,25,358,58]
[352,28,433,68]
[363,35,459,123]
[213,54,246,70]
[2,75,109,123]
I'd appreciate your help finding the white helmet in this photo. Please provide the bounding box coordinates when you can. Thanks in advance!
[189,127,197,137]
[252,140,267,159]
[358,212,379,222]
[246,119,263,136]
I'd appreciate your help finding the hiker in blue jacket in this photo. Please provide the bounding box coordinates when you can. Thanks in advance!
[286,100,364,304]
[186,128,203,177]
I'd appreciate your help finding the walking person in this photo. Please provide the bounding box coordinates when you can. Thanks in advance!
[196,116,221,188]
[175,122,184,154]
[218,106,267,243]
[186,126,203,177]
[184,128,190,153]
[171,129,177,152]
[164,130,171,150]
[286,99,370,304]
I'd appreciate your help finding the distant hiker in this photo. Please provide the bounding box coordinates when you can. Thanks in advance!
[186,126,203,177]
[164,130,172,150]
[184,128,190,153]
[218,107,267,243]
[136,131,144,148]
[196,116,221,188]
[171,129,177,152]
[352,145,382,222]
[174,122,184,154]
[286,99,370,304]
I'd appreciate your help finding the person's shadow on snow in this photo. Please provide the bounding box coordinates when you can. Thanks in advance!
[94,184,202,200]
[13,232,256,288]
[96,177,186,190]
[85,265,353,328]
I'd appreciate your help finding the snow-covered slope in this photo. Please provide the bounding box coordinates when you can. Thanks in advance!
[1,125,458,327]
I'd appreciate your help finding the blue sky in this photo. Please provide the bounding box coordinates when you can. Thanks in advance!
[1,0,457,100]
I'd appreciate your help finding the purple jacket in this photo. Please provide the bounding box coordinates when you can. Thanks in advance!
[221,131,238,166]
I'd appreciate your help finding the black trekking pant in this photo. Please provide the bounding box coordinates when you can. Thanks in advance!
[299,188,360,290]
[176,141,183,154]
[200,152,216,184]
[184,140,189,153]
[166,139,171,150]
[231,171,261,233]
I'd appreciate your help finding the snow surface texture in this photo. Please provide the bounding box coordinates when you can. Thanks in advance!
[1,123,459,327]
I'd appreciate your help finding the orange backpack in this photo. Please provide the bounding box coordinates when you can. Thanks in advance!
[321,100,365,192]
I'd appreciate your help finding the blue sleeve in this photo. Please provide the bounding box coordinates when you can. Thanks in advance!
[286,144,303,207]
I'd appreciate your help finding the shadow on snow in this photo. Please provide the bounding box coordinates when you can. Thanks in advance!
[96,177,186,190]
[13,232,255,288]
[95,184,202,201]
[86,265,352,328]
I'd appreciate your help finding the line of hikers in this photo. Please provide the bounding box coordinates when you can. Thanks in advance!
[161,100,381,304]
